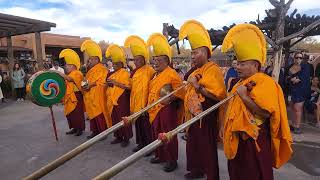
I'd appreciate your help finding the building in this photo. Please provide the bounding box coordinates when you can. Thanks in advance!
[0,33,90,75]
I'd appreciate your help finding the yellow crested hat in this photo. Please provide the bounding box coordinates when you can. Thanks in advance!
[179,20,212,57]
[221,23,266,65]
[147,33,171,62]
[105,44,126,64]
[124,35,149,63]
[59,49,80,70]
[80,40,102,61]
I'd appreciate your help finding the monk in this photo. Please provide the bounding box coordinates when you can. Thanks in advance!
[179,20,226,180]
[105,44,133,147]
[81,40,109,139]
[222,24,293,180]
[147,33,185,172]
[124,35,155,152]
[59,49,85,136]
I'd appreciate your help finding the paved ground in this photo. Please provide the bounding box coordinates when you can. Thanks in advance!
[0,100,320,180]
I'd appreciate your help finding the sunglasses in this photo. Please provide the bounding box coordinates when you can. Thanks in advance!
[295,57,303,59]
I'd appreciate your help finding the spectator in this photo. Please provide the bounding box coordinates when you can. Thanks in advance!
[12,63,26,101]
[0,70,5,103]
[305,77,320,128]
[50,61,65,74]
[224,60,238,90]
[288,52,311,134]
[265,57,285,90]
[106,60,114,72]
[303,54,315,78]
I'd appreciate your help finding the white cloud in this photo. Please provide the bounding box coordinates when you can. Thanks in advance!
[0,0,319,44]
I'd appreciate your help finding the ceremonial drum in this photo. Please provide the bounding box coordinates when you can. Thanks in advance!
[26,71,66,107]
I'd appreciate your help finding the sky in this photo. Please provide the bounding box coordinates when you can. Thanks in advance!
[0,0,319,44]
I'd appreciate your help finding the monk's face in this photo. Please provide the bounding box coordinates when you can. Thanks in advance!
[87,56,99,70]
[237,60,259,79]
[191,47,208,68]
[113,62,124,71]
[65,64,76,74]
[133,55,145,69]
[153,56,169,73]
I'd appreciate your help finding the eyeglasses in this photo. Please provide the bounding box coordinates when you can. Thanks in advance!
[295,57,303,59]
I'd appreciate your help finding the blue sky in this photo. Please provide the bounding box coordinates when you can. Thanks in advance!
[0,0,319,44]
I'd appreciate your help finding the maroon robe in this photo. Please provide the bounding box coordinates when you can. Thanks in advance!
[66,92,85,131]
[90,113,107,135]
[228,122,273,180]
[152,101,179,162]
[130,69,152,147]
[135,114,152,147]
[111,90,133,141]
[186,98,220,180]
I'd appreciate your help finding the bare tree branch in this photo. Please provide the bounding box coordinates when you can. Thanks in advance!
[269,0,281,7]
[169,38,179,46]
[265,35,280,49]
[288,34,308,48]
[277,19,320,44]
[290,8,297,18]
[285,0,294,11]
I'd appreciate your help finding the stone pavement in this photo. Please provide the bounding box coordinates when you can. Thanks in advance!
[0,100,319,180]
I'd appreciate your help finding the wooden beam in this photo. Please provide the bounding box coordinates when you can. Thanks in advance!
[35,32,44,70]
[0,24,52,38]
[0,13,56,27]
[6,36,14,71]
[0,19,32,26]
[0,22,25,28]
[276,19,320,44]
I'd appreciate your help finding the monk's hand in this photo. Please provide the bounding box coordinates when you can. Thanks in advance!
[122,116,131,126]
[160,96,171,106]
[82,84,90,91]
[188,76,200,89]
[236,85,248,98]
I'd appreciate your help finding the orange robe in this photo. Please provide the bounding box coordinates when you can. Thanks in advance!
[148,67,185,123]
[224,72,293,180]
[130,65,155,147]
[148,66,185,162]
[63,70,85,131]
[130,65,155,113]
[106,68,132,140]
[83,63,109,130]
[64,70,84,116]
[184,61,226,180]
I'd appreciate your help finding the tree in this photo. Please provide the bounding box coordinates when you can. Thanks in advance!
[292,37,320,53]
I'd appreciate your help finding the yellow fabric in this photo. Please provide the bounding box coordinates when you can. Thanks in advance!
[148,67,185,123]
[184,61,227,122]
[105,44,126,64]
[64,70,83,116]
[130,65,155,113]
[106,68,130,126]
[221,24,266,65]
[81,40,102,61]
[147,33,172,62]
[179,20,212,56]
[124,35,149,62]
[223,72,293,169]
[83,63,109,125]
[59,49,81,70]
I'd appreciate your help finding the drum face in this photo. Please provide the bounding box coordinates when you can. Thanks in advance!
[27,71,66,107]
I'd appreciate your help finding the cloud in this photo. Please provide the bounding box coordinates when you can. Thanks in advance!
[0,0,319,44]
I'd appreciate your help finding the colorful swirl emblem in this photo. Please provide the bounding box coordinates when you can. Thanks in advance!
[27,71,66,107]
[40,79,60,99]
